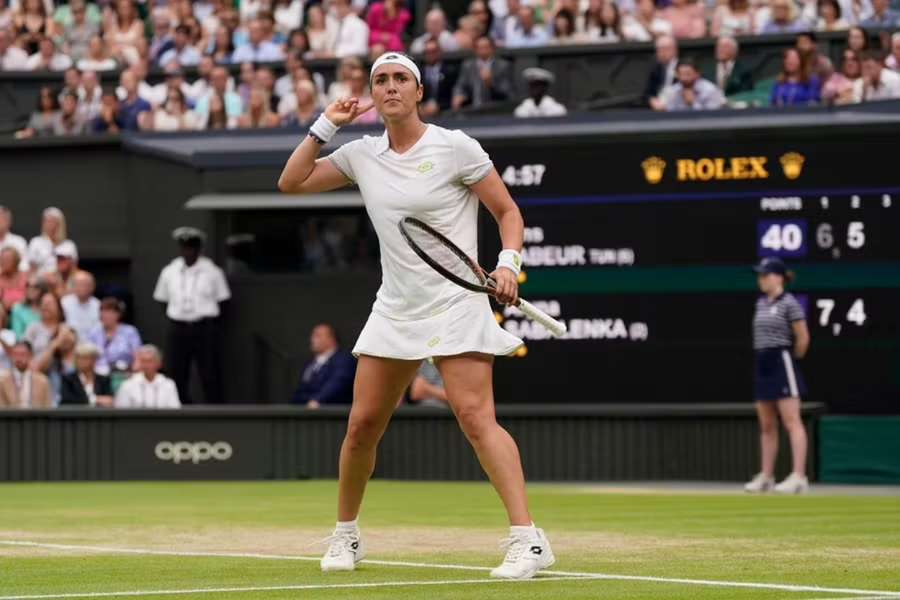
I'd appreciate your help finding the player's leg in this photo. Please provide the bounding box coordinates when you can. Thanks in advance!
[745,401,778,492]
[773,396,809,493]
[436,352,554,579]
[322,354,420,572]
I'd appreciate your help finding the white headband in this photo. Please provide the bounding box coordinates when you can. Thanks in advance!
[370,52,421,85]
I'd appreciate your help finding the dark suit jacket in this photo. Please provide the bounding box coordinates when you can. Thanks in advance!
[422,61,459,111]
[291,350,356,405]
[643,62,671,103]
[452,57,514,107]
[703,61,754,96]
[59,372,113,405]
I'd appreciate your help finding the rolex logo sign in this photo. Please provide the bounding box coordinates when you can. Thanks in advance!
[641,156,666,184]
[780,152,805,180]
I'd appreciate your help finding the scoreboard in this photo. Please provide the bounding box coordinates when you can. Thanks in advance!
[480,129,900,414]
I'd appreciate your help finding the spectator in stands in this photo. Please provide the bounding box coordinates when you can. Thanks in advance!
[584,1,623,43]
[290,323,356,408]
[514,67,567,117]
[14,86,57,138]
[0,305,15,370]
[208,23,235,63]
[327,56,363,103]
[861,0,900,25]
[468,0,494,40]
[54,242,84,296]
[452,36,513,110]
[89,90,122,132]
[507,5,551,47]
[817,0,851,29]
[153,227,230,404]
[797,31,833,81]
[105,0,144,66]
[10,277,44,338]
[27,292,76,403]
[238,86,280,128]
[410,8,459,54]
[60,0,99,63]
[0,206,27,264]
[140,87,199,131]
[551,9,582,43]
[342,66,378,125]
[305,5,332,57]
[27,36,74,70]
[273,0,302,39]
[0,0,11,30]
[408,359,448,407]
[0,248,26,310]
[0,341,51,408]
[706,36,754,96]
[77,35,117,71]
[53,91,87,135]
[645,34,679,109]
[419,38,459,118]
[853,49,900,100]
[661,0,706,38]
[185,56,214,102]
[367,0,412,54]
[76,69,102,120]
[60,342,113,406]
[148,11,175,64]
[760,0,804,33]
[771,47,821,105]
[114,344,181,408]
[159,24,202,67]
[0,26,28,69]
[28,208,75,274]
[88,297,141,376]
[232,18,284,62]
[823,48,861,103]
[712,0,756,36]
[886,32,900,71]
[116,68,151,130]
[455,15,483,51]
[659,60,726,110]
[61,271,99,341]
[286,27,311,56]
[622,0,673,42]
[327,0,369,58]
[847,25,870,53]
[195,65,242,127]
[13,0,49,55]
[254,66,279,110]
[282,80,321,126]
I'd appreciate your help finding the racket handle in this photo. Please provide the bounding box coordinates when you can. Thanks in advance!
[516,298,568,338]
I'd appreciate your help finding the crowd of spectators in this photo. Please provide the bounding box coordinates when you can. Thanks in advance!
[0,204,158,409]
[1,0,899,131]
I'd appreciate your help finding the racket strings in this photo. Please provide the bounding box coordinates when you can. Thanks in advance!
[405,227,483,287]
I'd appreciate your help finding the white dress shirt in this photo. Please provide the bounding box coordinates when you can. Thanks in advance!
[153,256,231,322]
[11,368,34,408]
[27,236,78,273]
[1,46,29,70]
[327,13,369,58]
[514,95,568,118]
[115,372,181,408]
[61,294,101,341]
[853,68,900,102]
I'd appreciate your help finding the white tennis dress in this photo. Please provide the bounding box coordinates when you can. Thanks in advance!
[327,124,523,360]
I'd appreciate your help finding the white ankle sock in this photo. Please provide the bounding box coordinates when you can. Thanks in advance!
[510,522,537,535]
[336,519,358,532]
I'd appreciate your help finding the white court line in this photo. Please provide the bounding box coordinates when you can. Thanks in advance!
[0,576,595,600]
[3,540,900,598]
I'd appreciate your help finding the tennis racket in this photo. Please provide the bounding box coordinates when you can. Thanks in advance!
[398,216,567,338]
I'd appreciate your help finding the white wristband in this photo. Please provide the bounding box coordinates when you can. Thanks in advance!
[496,249,522,276]
[309,114,339,143]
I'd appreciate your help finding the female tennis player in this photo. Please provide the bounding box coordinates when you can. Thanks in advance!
[744,257,811,494]
[278,52,554,580]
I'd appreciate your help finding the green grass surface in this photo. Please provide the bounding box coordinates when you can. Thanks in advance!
[1,481,899,599]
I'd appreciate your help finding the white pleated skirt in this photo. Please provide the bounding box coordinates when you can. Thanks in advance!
[352,293,524,360]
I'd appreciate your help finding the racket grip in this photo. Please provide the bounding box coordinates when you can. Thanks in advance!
[516,298,568,338]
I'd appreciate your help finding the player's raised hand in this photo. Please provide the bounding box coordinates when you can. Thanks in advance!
[325,96,375,126]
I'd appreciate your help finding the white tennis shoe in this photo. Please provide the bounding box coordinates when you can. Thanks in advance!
[490,526,555,580]
[774,473,809,494]
[320,528,366,571]
[744,473,775,493]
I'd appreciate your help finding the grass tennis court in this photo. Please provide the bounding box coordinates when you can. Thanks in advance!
[2,481,899,599]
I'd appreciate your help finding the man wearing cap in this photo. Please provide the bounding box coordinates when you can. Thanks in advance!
[60,342,113,406]
[54,240,89,294]
[513,67,567,118]
[153,227,230,404]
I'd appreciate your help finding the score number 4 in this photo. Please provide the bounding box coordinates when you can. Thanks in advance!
[816,298,867,335]
[502,164,546,187]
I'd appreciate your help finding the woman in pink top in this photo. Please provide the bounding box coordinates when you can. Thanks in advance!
[0,248,26,311]
[661,0,707,39]
[367,0,411,53]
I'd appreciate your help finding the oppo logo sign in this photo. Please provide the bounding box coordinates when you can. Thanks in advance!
[154,441,234,464]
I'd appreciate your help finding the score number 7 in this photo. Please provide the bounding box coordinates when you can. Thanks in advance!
[815,298,867,327]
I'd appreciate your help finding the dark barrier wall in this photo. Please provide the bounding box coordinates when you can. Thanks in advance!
[0,31,859,130]
[0,404,820,482]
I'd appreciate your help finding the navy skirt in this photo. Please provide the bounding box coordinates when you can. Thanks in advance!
[754,348,806,401]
